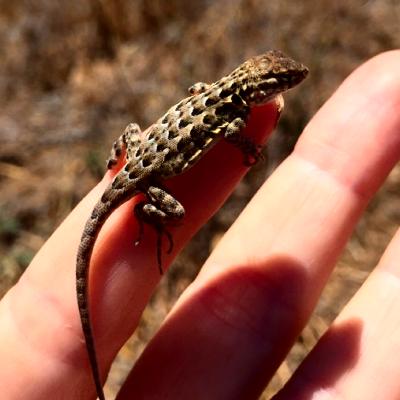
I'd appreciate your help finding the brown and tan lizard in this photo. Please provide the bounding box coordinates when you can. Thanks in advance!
[76,50,308,400]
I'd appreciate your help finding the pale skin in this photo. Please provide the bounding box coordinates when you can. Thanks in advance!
[1,51,400,399]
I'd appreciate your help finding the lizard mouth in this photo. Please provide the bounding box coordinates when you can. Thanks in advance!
[288,66,309,87]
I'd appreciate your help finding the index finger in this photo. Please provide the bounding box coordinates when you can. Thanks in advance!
[0,99,281,398]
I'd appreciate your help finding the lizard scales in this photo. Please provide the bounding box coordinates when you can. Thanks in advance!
[76,50,308,400]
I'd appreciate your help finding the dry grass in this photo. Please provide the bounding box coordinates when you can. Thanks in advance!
[0,1,399,397]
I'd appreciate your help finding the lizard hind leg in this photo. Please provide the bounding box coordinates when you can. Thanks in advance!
[134,186,185,273]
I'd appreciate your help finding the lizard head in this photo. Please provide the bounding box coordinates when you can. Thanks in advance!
[234,50,308,106]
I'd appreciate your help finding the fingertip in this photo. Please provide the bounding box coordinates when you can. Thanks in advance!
[295,50,400,201]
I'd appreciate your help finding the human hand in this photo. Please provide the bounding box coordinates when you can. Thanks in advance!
[1,51,400,399]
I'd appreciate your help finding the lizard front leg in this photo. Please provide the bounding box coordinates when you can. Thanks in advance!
[188,82,211,95]
[134,186,185,273]
[106,123,142,169]
[224,117,264,166]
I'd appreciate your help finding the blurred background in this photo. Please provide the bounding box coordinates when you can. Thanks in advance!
[0,0,399,397]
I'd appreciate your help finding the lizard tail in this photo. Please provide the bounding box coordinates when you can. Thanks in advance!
[76,184,136,400]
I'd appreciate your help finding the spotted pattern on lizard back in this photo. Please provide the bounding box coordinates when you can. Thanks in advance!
[76,50,308,400]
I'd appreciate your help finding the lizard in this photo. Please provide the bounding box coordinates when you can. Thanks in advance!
[76,50,308,400]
